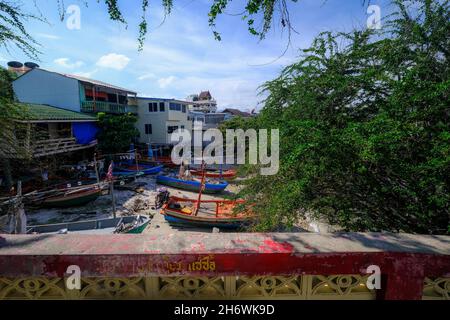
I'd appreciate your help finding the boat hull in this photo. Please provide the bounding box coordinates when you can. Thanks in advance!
[126,221,149,234]
[163,211,248,229]
[161,196,252,229]
[116,164,163,175]
[27,215,151,234]
[153,156,178,168]
[191,169,237,180]
[156,175,228,194]
[42,188,101,208]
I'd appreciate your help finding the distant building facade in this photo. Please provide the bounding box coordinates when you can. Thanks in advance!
[222,108,254,118]
[186,91,217,113]
[204,113,227,130]
[135,97,190,145]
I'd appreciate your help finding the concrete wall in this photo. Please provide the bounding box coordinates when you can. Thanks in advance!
[12,69,81,112]
[136,98,189,144]
[0,233,449,300]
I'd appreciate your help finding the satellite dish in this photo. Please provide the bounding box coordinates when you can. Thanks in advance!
[24,62,40,69]
[7,61,23,69]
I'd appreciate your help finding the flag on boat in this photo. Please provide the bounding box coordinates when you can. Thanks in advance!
[106,161,114,181]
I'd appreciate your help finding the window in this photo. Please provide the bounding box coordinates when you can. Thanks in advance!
[148,102,158,112]
[169,102,181,111]
[145,124,152,134]
[182,105,186,113]
[159,102,165,112]
[107,93,118,103]
[118,95,127,104]
[181,125,185,129]
[167,126,178,134]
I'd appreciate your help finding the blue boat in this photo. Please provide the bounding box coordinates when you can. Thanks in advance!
[156,175,228,194]
[115,164,163,175]
[112,171,144,177]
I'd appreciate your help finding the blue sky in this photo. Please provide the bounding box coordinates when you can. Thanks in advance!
[0,0,393,111]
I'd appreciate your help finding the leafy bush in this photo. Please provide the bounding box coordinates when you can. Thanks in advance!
[96,112,140,154]
[230,0,449,234]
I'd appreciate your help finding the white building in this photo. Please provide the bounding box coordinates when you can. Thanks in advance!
[135,97,190,145]
[186,91,217,113]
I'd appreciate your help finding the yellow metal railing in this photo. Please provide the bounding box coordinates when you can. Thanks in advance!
[1,275,448,300]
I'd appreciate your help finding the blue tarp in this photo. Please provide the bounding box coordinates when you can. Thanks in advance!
[72,122,99,145]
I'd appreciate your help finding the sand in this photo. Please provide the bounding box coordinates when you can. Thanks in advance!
[25,168,244,234]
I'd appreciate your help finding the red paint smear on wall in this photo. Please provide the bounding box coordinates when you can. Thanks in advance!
[258,239,294,253]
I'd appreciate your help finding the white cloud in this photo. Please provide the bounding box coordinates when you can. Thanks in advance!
[96,53,130,70]
[36,33,61,40]
[158,76,177,88]
[72,69,98,78]
[138,73,156,80]
[54,58,84,69]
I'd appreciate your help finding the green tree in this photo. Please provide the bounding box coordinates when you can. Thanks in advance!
[0,66,27,151]
[228,0,449,234]
[0,67,29,188]
[1,0,299,54]
[96,112,140,154]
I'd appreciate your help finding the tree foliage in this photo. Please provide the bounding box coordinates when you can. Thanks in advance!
[0,1,42,58]
[97,0,297,44]
[1,0,299,55]
[0,67,27,153]
[229,0,449,234]
[96,112,140,154]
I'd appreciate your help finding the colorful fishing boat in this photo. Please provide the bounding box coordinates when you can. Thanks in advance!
[112,170,144,180]
[41,186,102,208]
[161,197,252,229]
[148,156,178,168]
[161,162,252,229]
[190,168,237,180]
[156,175,228,194]
[115,163,163,175]
[27,215,151,234]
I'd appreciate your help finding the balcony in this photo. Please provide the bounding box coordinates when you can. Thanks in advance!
[0,232,448,300]
[81,101,138,115]
[1,137,97,159]
[32,137,97,157]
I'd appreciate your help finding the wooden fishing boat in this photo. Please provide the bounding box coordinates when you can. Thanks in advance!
[161,196,252,229]
[112,171,144,185]
[41,186,102,208]
[156,175,228,194]
[112,170,143,178]
[116,164,163,175]
[147,156,178,168]
[27,215,151,234]
[190,168,237,180]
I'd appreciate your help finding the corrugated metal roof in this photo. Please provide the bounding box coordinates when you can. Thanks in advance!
[62,73,137,94]
[137,96,190,104]
[15,68,137,94]
[16,103,97,122]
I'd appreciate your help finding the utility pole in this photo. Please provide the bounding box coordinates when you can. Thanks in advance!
[110,182,116,218]
[14,181,26,234]
[134,147,139,182]
[94,153,100,186]
[107,161,116,218]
